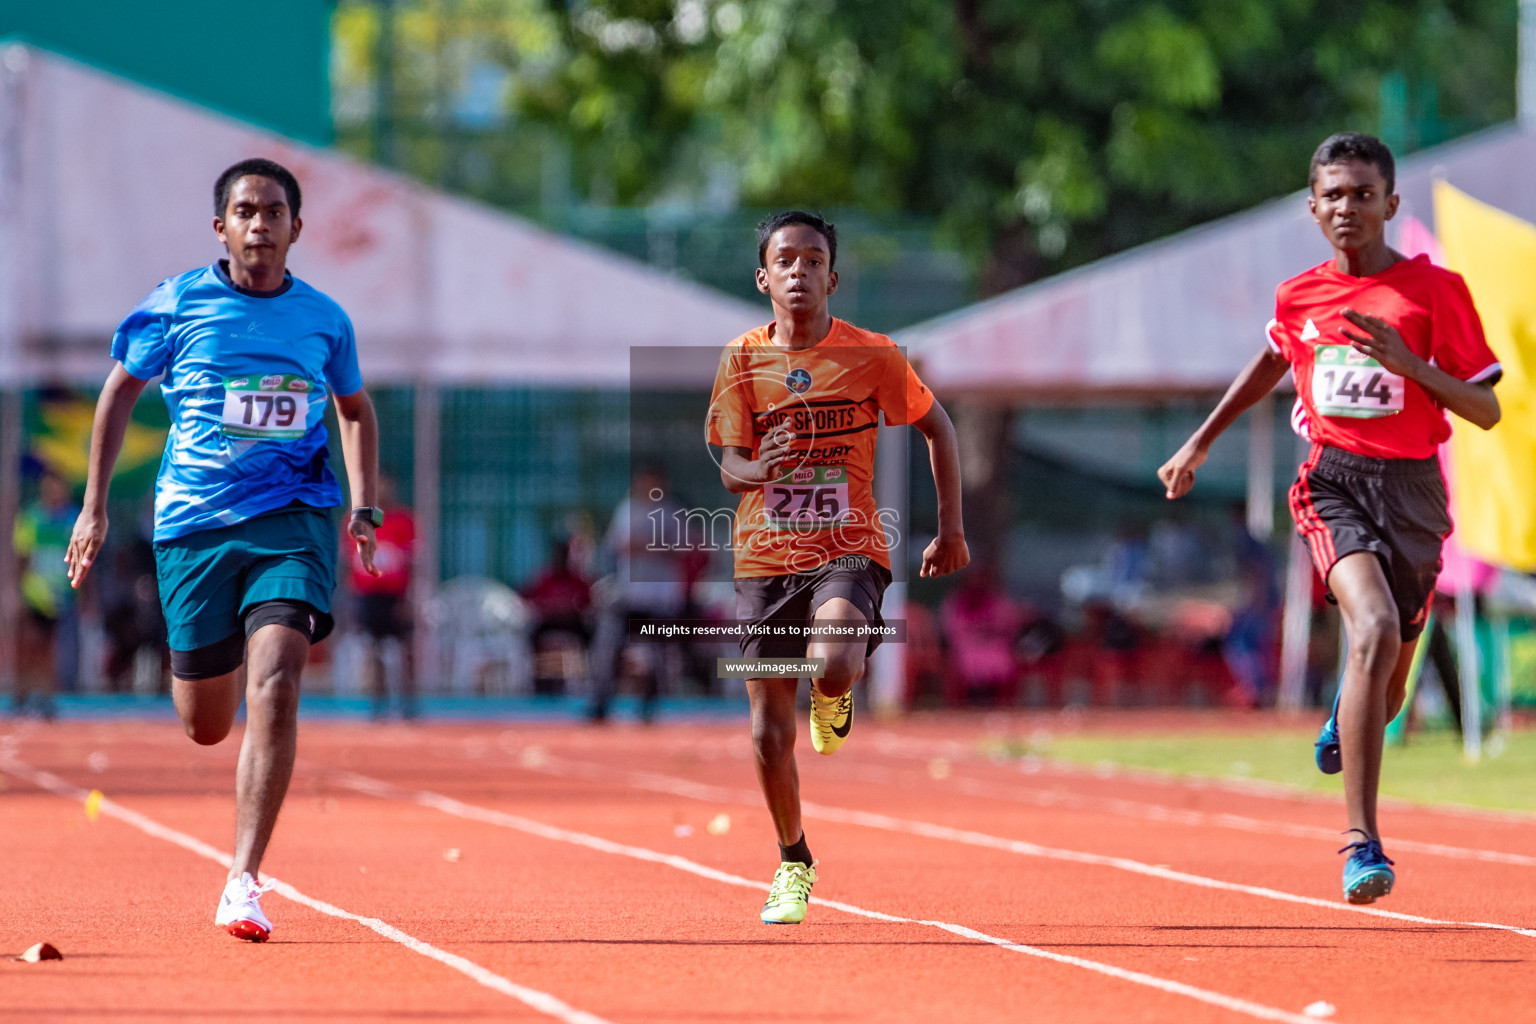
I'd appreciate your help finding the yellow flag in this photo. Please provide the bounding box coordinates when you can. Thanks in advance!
[1436,182,1536,571]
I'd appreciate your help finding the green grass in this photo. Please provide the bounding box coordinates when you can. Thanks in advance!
[1013,727,1536,814]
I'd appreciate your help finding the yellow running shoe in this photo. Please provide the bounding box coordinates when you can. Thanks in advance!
[761,860,817,924]
[809,686,853,755]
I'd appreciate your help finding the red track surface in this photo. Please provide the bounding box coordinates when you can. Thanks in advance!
[3,713,1534,1023]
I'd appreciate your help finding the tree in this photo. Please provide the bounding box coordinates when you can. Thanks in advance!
[514,0,1515,293]
[333,1,1516,294]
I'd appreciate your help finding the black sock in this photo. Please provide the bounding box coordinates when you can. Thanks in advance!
[779,833,812,866]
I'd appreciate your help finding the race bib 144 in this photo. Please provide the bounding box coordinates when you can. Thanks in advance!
[763,465,851,531]
[221,374,314,440]
[1311,345,1405,419]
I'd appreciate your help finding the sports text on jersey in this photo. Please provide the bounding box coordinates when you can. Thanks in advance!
[754,397,877,436]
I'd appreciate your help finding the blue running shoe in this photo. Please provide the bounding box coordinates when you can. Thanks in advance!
[1315,690,1342,775]
[1339,834,1395,904]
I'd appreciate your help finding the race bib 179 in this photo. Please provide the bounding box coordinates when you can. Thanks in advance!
[221,373,314,440]
[763,465,851,531]
[1311,345,1405,419]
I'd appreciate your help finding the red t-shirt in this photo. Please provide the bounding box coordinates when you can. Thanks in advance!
[1268,255,1500,460]
[349,506,415,596]
[521,568,591,618]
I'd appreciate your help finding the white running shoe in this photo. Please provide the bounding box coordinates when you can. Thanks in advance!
[215,872,275,942]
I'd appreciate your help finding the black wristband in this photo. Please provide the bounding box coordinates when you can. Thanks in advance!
[351,506,384,528]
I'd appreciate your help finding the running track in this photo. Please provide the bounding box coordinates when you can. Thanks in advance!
[3,714,1533,1022]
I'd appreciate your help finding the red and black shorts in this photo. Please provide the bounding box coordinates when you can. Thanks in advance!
[734,556,892,659]
[1288,444,1451,642]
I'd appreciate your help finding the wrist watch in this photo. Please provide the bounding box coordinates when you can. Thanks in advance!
[351,506,385,528]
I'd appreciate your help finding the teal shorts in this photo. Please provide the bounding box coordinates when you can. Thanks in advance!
[154,505,337,653]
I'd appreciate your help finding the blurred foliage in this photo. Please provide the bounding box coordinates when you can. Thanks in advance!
[335,0,1516,294]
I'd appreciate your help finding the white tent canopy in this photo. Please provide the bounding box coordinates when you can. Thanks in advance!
[0,44,761,387]
[901,123,1536,396]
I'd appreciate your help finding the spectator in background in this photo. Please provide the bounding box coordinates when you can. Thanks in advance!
[350,475,416,720]
[1406,590,1465,738]
[1102,523,1151,607]
[586,463,689,723]
[522,537,592,695]
[940,566,1022,706]
[12,469,81,718]
[101,529,168,693]
[1149,519,1208,587]
[1224,503,1280,707]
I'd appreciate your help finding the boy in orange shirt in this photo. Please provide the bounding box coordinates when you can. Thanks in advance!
[707,212,969,923]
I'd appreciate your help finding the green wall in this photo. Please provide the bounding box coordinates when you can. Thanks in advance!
[1,0,332,144]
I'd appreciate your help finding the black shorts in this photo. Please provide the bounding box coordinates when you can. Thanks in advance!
[358,592,412,639]
[170,599,325,680]
[734,556,892,659]
[1288,444,1450,642]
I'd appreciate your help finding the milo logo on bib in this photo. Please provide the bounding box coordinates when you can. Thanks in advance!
[222,373,315,441]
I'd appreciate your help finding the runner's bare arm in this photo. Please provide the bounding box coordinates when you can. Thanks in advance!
[1159,347,1290,500]
[912,400,969,578]
[1339,307,1500,430]
[334,387,382,577]
[719,424,795,494]
[67,363,149,588]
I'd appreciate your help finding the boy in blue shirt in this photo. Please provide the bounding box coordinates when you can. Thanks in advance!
[66,159,384,941]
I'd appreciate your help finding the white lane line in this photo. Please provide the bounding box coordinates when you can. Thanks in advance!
[333,771,1334,1024]
[860,734,1536,825]
[0,755,617,1024]
[963,777,1536,867]
[509,753,1536,941]
[818,759,1536,868]
[557,731,1536,865]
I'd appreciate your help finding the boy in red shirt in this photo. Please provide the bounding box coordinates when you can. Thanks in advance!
[348,478,416,719]
[1160,133,1501,903]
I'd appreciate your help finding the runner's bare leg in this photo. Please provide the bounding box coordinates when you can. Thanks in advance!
[172,668,244,745]
[1384,641,1417,723]
[806,596,870,700]
[229,623,309,882]
[748,677,803,845]
[1329,552,1406,839]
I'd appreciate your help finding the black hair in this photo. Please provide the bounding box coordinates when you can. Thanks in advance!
[756,211,837,268]
[214,158,302,219]
[1308,132,1396,195]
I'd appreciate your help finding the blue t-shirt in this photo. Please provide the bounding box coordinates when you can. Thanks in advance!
[111,262,364,542]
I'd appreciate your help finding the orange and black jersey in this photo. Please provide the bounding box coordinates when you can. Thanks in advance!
[706,319,933,578]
